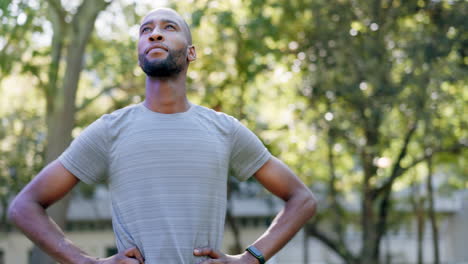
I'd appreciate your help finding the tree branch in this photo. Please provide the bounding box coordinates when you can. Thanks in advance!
[56,0,112,132]
[403,143,466,171]
[375,140,466,197]
[76,85,118,112]
[373,122,417,197]
[373,141,465,258]
[325,103,347,243]
[45,0,67,114]
[370,122,417,258]
[308,224,357,263]
[45,0,67,22]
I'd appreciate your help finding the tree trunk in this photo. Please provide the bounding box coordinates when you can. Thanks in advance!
[226,182,242,255]
[426,158,440,264]
[225,207,243,254]
[325,102,346,242]
[359,106,382,263]
[360,154,378,263]
[308,224,357,264]
[410,178,426,264]
[416,197,426,264]
[303,227,309,264]
[416,202,425,264]
[31,1,111,263]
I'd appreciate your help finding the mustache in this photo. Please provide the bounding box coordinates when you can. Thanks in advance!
[145,43,169,54]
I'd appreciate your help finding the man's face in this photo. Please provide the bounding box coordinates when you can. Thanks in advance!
[137,9,195,78]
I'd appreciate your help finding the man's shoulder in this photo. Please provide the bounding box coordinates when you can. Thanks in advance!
[193,104,241,133]
[99,103,141,124]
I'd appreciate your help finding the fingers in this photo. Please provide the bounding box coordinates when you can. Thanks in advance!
[193,247,224,259]
[197,260,220,264]
[123,247,145,264]
[121,259,140,264]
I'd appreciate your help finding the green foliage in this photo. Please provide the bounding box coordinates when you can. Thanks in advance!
[175,0,466,261]
[0,0,44,79]
[0,0,466,261]
[0,109,45,228]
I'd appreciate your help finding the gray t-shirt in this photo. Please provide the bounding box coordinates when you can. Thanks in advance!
[58,102,271,264]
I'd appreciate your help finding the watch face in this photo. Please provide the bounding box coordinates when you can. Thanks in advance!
[248,246,262,257]
[247,246,265,264]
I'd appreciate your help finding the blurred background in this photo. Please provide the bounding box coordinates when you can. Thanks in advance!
[0,0,466,263]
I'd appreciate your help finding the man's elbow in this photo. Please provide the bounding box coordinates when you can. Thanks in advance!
[8,195,32,226]
[8,197,23,225]
[299,189,318,220]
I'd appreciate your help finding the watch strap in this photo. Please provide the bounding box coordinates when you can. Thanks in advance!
[246,245,266,264]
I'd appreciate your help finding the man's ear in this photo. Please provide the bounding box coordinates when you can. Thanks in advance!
[187,45,197,62]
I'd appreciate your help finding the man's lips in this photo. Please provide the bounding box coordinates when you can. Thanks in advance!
[146,44,168,54]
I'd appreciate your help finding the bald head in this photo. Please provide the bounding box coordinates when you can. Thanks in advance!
[141,8,192,45]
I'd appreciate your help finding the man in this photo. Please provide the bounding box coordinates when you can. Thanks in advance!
[8,8,316,264]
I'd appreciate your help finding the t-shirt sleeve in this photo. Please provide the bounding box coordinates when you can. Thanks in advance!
[58,117,109,184]
[229,119,271,181]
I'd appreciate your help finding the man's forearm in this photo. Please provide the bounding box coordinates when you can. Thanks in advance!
[249,189,317,261]
[8,198,97,264]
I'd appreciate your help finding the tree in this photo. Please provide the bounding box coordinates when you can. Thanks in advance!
[2,0,114,262]
[0,110,45,230]
[282,0,467,262]
[172,0,466,262]
[2,0,466,263]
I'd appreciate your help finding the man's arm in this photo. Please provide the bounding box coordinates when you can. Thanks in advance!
[8,160,144,264]
[194,156,317,263]
[247,156,317,260]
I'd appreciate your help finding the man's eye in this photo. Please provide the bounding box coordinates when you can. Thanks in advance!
[142,27,151,33]
[166,25,176,30]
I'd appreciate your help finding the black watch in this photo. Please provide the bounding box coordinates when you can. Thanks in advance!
[246,245,266,264]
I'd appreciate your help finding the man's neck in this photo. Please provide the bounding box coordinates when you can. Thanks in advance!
[143,74,190,114]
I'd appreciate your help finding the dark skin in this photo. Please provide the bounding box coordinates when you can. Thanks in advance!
[8,8,317,264]
[137,8,196,115]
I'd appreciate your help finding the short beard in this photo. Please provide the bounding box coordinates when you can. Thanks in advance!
[139,48,186,78]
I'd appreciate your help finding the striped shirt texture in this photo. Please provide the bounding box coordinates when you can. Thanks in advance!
[58,102,271,264]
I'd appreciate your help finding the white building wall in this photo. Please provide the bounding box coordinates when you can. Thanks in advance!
[447,191,468,263]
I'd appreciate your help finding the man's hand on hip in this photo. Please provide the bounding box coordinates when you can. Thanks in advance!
[193,248,259,264]
[95,247,145,264]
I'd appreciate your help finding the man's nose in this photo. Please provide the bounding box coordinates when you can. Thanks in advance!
[149,28,164,42]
